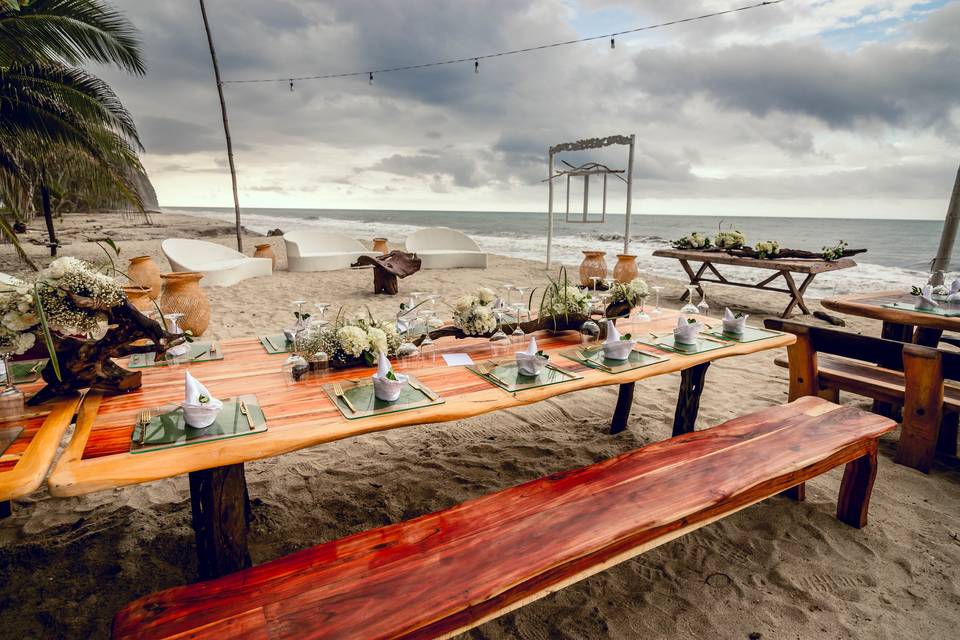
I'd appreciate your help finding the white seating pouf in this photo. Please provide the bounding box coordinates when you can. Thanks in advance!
[161,238,272,287]
[404,227,487,269]
[283,231,379,272]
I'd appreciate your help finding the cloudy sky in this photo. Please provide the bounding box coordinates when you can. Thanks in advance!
[99,0,959,219]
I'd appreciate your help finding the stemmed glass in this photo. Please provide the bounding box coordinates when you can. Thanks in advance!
[418,312,435,361]
[696,285,710,317]
[489,307,509,344]
[0,351,24,419]
[511,286,529,344]
[590,276,602,292]
[651,286,664,316]
[313,302,330,329]
[634,297,651,323]
[163,313,190,359]
[681,286,700,314]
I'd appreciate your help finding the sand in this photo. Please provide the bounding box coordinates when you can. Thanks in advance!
[0,212,958,639]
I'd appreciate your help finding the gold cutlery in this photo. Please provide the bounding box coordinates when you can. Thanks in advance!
[476,363,508,387]
[545,362,576,378]
[239,400,255,430]
[407,377,437,401]
[137,408,151,445]
[332,383,356,413]
[577,350,613,371]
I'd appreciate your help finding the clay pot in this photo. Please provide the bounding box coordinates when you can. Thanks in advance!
[159,272,210,337]
[613,254,639,284]
[122,285,154,314]
[254,243,277,271]
[579,251,607,288]
[128,256,162,299]
[372,238,389,254]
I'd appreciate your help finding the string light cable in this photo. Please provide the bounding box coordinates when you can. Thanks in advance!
[222,0,784,86]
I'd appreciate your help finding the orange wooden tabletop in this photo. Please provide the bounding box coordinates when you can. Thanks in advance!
[822,289,960,331]
[48,312,795,497]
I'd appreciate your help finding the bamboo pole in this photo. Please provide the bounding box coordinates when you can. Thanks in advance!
[930,163,960,283]
[198,0,244,252]
[546,150,554,269]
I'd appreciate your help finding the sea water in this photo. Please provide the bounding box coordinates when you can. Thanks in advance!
[170,207,952,299]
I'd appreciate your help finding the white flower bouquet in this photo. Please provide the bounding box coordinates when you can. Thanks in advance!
[296,310,402,366]
[714,230,745,249]
[671,232,712,250]
[607,279,650,308]
[754,240,780,259]
[452,287,498,336]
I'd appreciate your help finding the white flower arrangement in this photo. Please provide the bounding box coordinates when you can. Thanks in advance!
[608,278,650,307]
[452,288,498,336]
[544,285,591,318]
[715,230,745,249]
[297,313,402,364]
[754,240,780,259]
[671,232,712,250]
[36,256,124,336]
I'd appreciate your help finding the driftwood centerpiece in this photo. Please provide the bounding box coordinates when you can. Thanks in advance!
[30,296,187,405]
[352,251,422,295]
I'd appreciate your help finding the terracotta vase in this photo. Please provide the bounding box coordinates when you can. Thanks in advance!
[254,243,277,271]
[159,272,210,337]
[122,285,154,314]
[128,255,162,300]
[372,238,389,254]
[579,251,607,288]
[613,254,639,283]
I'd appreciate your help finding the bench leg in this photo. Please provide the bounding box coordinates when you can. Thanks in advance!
[672,362,710,437]
[836,443,878,529]
[913,327,943,347]
[895,345,944,474]
[189,463,252,581]
[610,382,635,435]
[0,500,10,519]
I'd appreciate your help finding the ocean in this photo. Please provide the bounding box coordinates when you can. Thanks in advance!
[169,207,952,299]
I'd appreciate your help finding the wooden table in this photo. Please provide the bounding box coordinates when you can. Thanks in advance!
[822,290,960,346]
[653,249,857,317]
[0,392,83,517]
[48,313,794,579]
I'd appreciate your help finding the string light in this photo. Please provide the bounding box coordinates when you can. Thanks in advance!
[220,1,785,86]
[289,78,294,91]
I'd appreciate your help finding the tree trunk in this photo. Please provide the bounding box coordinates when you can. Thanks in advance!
[198,0,243,252]
[40,180,57,257]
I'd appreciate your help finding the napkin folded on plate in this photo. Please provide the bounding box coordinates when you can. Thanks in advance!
[516,336,548,376]
[674,316,704,345]
[916,285,940,310]
[601,319,635,360]
[722,308,748,334]
[182,371,223,428]
[372,351,407,402]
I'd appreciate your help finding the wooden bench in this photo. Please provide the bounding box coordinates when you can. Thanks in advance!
[765,318,960,473]
[113,397,893,640]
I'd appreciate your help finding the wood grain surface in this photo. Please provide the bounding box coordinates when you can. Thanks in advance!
[111,397,895,640]
[49,313,795,497]
[822,290,960,332]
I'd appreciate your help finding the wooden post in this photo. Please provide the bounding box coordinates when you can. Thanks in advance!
[623,134,635,256]
[785,325,817,401]
[895,344,944,473]
[189,463,252,580]
[546,150,554,270]
[930,163,960,279]
[672,362,710,437]
[198,0,244,252]
[836,441,879,528]
[610,382,635,434]
[582,174,589,222]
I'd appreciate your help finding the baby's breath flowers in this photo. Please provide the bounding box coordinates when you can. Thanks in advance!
[36,257,124,335]
[297,315,402,364]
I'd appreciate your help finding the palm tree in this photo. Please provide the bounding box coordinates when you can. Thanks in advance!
[0,0,146,263]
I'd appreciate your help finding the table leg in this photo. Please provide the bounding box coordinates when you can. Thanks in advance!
[610,382,635,435]
[189,463,252,581]
[678,260,707,301]
[0,500,10,519]
[914,327,943,347]
[781,272,814,317]
[874,321,914,418]
[672,362,710,437]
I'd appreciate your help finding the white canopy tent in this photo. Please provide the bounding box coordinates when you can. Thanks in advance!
[545,134,636,270]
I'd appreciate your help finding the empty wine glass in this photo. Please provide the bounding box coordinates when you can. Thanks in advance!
[579,319,601,345]
[590,276,602,292]
[696,286,710,316]
[313,302,331,328]
[489,308,509,343]
[418,312,436,360]
[681,286,700,314]
[634,298,652,323]
[651,286,664,316]
[0,351,24,419]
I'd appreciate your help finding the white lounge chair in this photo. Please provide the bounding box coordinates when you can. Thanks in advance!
[283,231,379,272]
[404,227,487,269]
[161,239,272,287]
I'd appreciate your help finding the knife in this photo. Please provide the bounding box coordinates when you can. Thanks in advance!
[408,377,438,401]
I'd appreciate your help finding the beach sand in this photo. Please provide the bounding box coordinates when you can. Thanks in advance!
[0,212,958,639]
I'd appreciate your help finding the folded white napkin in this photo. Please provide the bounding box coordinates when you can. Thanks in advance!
[674,316,703,344]
[917,285,940,309]
[372,351,407,401]
[722,308,748,334]
[375,350,392,377]
[182,371,223,428]
[516,336,547,375]
[605,320,621,343]
[601,320,634,360]
[951,279,960,294]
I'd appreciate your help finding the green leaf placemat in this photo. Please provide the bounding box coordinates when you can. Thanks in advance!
[0,426,23,457]
[467,359,582,393]
[127,341,224,368]
[560,347,667,373]
[323,374,443,419]
[705,325,783,343]
[259,334,292,354]
[881,301,960,317]
[639,333,733,356]
[0,359,48,384]
[130,394,266,454]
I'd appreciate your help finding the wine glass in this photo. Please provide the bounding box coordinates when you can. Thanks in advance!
[634,298,652,323]
[579,319,601,345]
[681,286,700,314]
[163,313,190,359]
[590,276,602,292]
[418,311,436,361]
[313,302,331,328]
[696,286,710,317]
[651,286,664,316]
[489,308,509,344]
[0,351,24,419]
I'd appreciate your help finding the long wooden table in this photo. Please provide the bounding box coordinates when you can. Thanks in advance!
[822,290,960,346]
[653,249,857,317]
[48,312,794,579]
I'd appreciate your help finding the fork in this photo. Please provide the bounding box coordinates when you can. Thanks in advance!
[476,363,508,386]
[138,408,152,445]
[577,350,613,371]
[333,383,356,413]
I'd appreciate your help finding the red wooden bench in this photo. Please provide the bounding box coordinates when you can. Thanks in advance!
[113,397,894,640]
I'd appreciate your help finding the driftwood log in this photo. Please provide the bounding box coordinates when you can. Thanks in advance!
[352,251,422,295]
[29,296,187,405]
